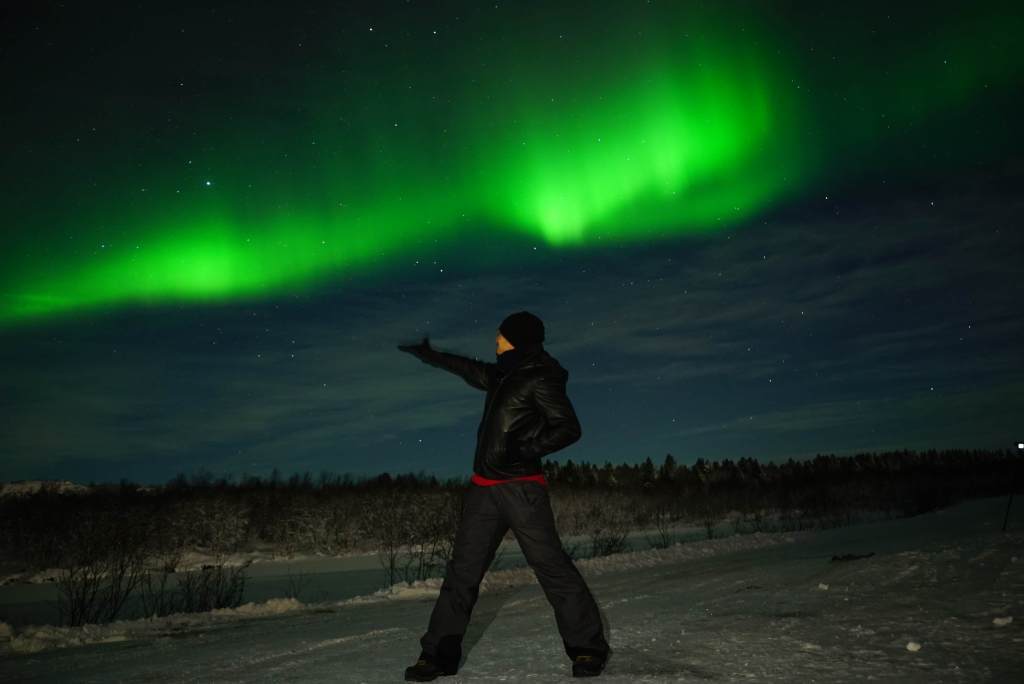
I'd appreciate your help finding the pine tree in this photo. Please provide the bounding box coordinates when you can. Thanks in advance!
[640,456,656,487]
[658,453,677,483]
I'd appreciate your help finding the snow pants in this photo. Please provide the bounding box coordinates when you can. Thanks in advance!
[418,480,609,669]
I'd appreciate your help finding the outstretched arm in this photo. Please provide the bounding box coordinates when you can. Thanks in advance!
[397,336,497,391]
[518,372,582,459]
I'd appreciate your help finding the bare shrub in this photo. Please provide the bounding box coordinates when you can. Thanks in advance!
[279,499,327,556]
[359,489,416,588]
[268,492,361,557]
[549,488,588,559]
[166,494,249,555]
[775,506,803,532]
[645,502,675,549]
[428,487,464,568]
[176,559,252,612]
[55,511,149,626]
[200,496,251,554]
[396,489,465,584]
[740,508,767,534]
[138,544,186,619]
[692,492,732,540]
[583,495,632,557]
[322,495,361,553]
[396,494,443,584]
[139,567,178,618]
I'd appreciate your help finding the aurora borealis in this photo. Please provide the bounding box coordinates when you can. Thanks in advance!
[4,2,1018,325]
[3,5,801,323]
[2,1,1022,484]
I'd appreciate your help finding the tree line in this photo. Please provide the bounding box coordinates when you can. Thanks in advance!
[0,447,1017,628]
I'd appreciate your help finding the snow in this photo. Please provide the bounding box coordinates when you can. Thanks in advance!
[2,598,306,656]
[0,480,90,498]
[0,545,378,589]
[1,495,1022,682]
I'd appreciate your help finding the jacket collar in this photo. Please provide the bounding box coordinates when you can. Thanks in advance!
[496,341,545,374]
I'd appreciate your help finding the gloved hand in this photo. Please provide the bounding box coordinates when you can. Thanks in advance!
[397,335,432,358]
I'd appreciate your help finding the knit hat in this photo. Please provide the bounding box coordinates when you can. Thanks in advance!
[499,310,545,348]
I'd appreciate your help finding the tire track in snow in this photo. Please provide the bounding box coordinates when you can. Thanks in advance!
[204,626,405,681]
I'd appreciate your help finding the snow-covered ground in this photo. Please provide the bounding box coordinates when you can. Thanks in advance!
[1,495,1022,682]
[0,480,92,498]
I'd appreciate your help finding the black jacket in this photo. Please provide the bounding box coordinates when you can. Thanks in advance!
[404,342,582,479]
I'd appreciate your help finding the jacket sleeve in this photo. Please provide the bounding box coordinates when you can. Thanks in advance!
[520,371,582,459]
[413,346,497,392]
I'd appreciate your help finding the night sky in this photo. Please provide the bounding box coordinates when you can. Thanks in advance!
[2,1,1021,485]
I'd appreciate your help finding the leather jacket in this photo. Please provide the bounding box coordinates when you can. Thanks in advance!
[405,342,582,479]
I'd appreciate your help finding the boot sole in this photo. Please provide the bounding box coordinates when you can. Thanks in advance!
[404,667,458,681]
[573,663,606,677]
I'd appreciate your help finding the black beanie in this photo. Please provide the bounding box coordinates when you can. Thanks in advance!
[499,310,545,348]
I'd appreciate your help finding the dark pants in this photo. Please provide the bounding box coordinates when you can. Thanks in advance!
[419,480,609,669]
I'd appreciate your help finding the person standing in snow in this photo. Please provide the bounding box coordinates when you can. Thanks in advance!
[397,311,611,680]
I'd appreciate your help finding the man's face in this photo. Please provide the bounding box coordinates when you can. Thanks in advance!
[496,330,515,355]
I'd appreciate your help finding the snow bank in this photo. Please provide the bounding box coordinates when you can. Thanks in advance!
[5,597,306,655]
[0,546,378,587]
[0,480,90,498]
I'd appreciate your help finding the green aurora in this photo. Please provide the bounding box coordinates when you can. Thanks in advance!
[2,3,1019,326]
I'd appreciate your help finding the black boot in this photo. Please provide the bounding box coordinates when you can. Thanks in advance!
[572,652,606,677]
[404,653,458,682]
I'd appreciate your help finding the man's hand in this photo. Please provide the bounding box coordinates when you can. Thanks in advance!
[397,335,432,357]
[517,372,582,459]
[397,335,494,391]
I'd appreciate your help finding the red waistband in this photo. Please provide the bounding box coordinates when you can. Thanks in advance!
[471,472,548,487]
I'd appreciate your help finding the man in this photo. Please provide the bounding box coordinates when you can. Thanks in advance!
[397,311,611,680]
